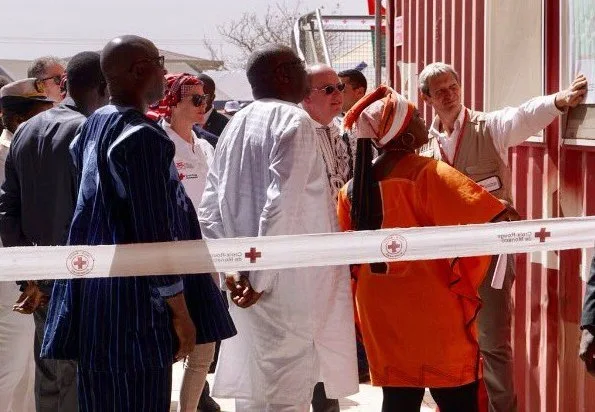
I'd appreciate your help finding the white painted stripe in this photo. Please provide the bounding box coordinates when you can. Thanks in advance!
[0,217,593,282]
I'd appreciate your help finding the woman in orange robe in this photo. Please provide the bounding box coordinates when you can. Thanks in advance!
[337,86,508,412]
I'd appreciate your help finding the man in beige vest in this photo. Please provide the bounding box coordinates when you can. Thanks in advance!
[418,62,587,412]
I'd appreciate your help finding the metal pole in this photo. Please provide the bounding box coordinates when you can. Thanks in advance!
[315,8,332,65]
[374,0,382,87]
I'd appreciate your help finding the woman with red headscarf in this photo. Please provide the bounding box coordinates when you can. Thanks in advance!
[151,73,236,412]
[337,86,511,412]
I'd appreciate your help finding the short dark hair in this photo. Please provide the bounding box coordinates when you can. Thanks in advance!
[27,56,63,79]
[246,44,294,95]
[197,73,215,92]
[66,52,104,96]
[338,69,367,91]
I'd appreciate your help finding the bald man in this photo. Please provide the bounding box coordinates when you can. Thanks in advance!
[301,64,352,202]
[199,45,358,412]
[41,35,196,412]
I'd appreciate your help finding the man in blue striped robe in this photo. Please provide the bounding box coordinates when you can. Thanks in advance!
[41,35,196,412]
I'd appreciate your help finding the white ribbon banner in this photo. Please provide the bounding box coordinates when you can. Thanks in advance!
[0,217,593,283]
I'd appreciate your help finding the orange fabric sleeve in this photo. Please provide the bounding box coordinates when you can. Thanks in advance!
[337,184,362,330]
[416,160,506,226]
[337,185,353,232]
[416,160,506,328]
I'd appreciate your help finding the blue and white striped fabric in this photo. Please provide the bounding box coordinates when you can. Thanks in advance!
[41,105,234,384]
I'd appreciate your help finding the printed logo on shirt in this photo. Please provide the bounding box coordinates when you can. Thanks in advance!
[66,250,95,276]
[175,161,196,171]
[178,173,198,181]
[380,234,408,259]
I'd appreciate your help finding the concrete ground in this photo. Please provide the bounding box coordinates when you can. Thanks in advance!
[171,362,437,411]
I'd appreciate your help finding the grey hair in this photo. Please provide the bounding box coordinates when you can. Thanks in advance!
[27,56,64,79]
[418,62,459,96]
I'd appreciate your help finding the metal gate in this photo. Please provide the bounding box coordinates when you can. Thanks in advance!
[292,9,386,90]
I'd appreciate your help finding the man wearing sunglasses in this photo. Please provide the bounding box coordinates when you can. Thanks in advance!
[27,56,65,104]
[193,74,229,148]
[302,64,353,204]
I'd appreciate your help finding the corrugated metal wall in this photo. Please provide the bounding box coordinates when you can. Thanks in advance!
[384,0,595,410]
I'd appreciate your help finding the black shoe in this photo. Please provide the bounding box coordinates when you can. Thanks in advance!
[197,394,221,412]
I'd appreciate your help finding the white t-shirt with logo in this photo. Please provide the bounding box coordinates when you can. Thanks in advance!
[161,121,214,208]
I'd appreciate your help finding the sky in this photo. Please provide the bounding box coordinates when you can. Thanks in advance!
[0,0,368,61]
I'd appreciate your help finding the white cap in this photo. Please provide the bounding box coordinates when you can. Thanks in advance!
[224,100,240,114]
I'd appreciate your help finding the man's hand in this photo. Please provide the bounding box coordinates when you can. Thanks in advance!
[555,74,588,110]
[165,293,196,362]
[13,281,48,314]
[580,328,595,376]
[225,272,262,308]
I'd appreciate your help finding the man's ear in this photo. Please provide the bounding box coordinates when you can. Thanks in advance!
[419,91,430,104]
[302,93,313,104]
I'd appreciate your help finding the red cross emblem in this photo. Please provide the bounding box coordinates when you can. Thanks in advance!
[66,250,95,276]
[387,241,401,254]
[73,256,88,270]
[381,234,407,259]
[245,247,262,263]
[534,228,551,243]
[179,173,186,181]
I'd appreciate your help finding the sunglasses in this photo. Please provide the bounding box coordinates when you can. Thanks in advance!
[40,75,62,86]
[191,94,210,107]
[311,82,346,95]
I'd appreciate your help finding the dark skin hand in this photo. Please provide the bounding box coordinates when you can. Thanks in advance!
[13,281,48,314]
[225,272,262,308]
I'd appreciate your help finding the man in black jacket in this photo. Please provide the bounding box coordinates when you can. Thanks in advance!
[0,51,108,412]
[193,73,229,148]
[580,256,595,376]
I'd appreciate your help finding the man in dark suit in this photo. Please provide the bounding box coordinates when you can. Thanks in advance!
[580,256,595,376]
[194,75,228,412]
[193,73,229,148]
[0,51,108,412]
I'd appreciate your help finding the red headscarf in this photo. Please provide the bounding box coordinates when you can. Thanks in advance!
[147,73,203,121]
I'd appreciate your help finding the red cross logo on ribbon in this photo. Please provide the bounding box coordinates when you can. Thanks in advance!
[387,241,401,254]
[66,250,95,276]
[72,256,88,270]
[179,173,186,181]
[381,234,408,259]
[534,228,551,243]
[245,247,262,263]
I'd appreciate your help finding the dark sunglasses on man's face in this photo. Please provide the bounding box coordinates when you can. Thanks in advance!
[311,83,346,95]
[191,94,210,107]
[41,75,62,86]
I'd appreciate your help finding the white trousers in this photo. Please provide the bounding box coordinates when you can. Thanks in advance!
[235,399,310,412]
[0,282,35,412]
[177,342,216,412]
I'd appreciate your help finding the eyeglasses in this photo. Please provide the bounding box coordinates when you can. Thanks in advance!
[40,75,62,86]
[191,94,210,107]
[311,82,346,95]
[129,55,165,71]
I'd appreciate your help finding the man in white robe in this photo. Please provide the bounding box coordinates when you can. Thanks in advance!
[198,44,358,412]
